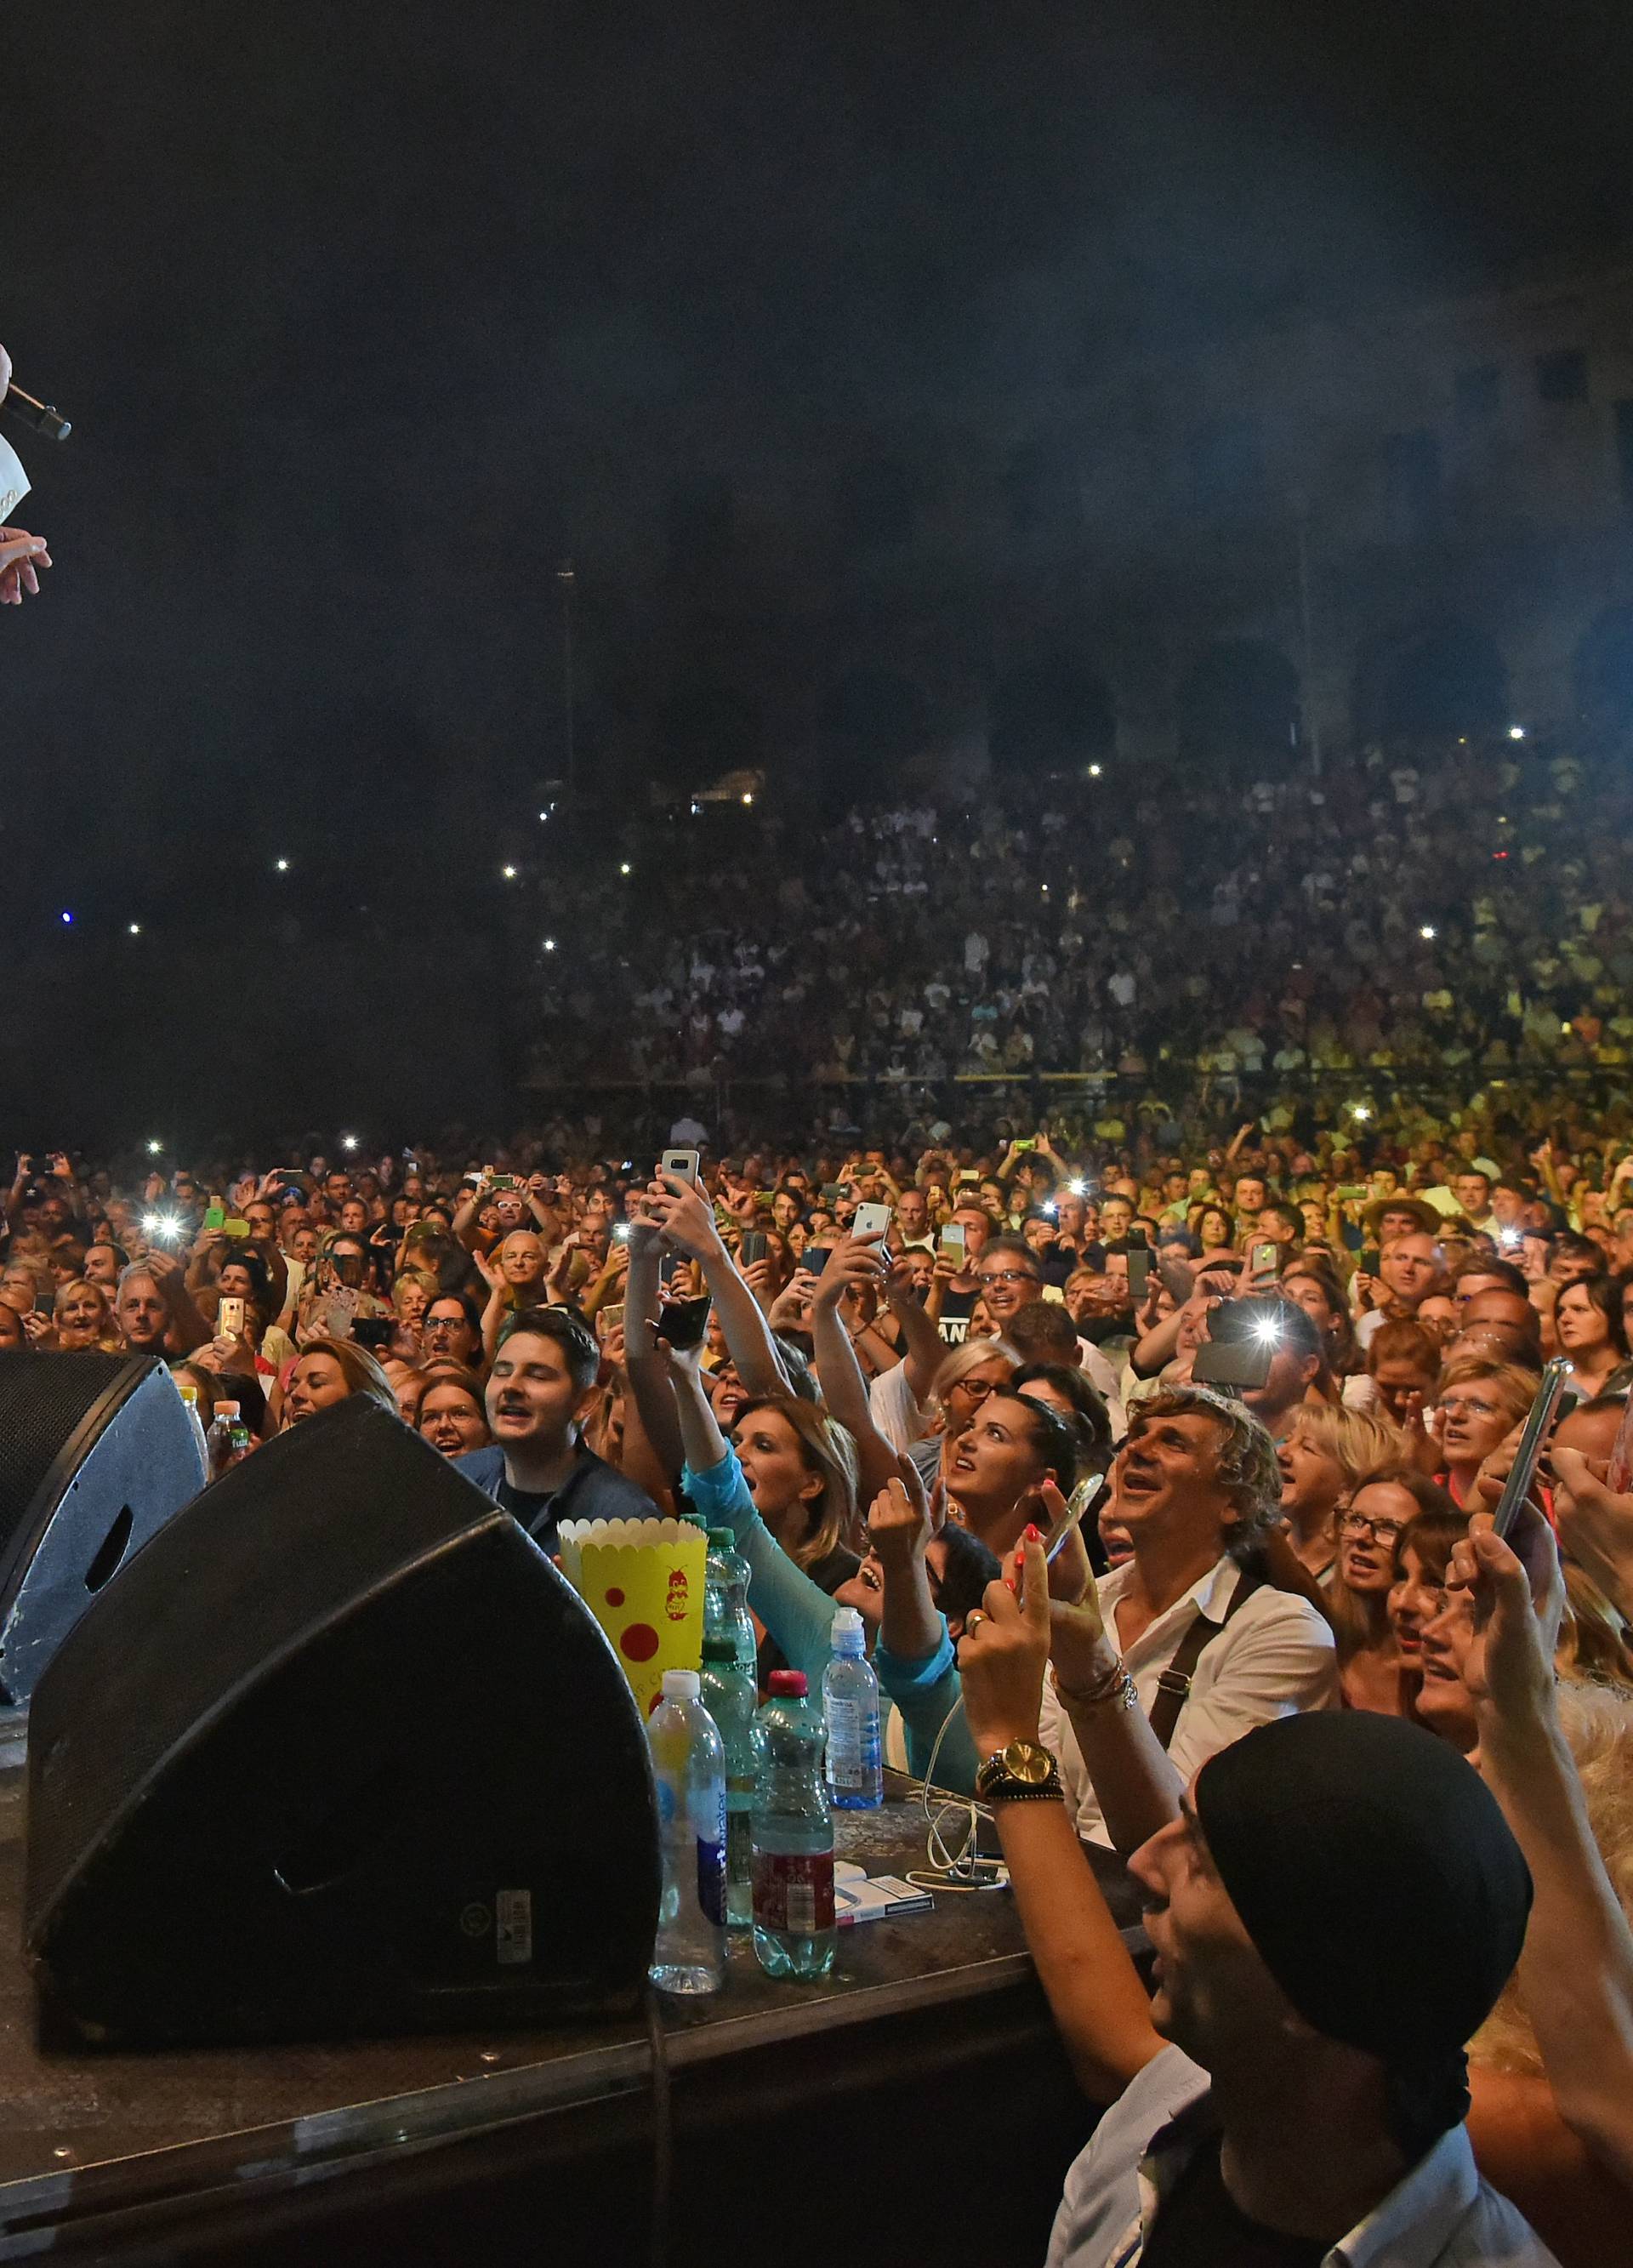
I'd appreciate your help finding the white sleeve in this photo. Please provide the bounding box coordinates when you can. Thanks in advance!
[868,1359,929,1452]
[1164,1595,1338,1797]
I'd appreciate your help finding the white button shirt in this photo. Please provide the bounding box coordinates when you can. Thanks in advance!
[1040,1553,1338,1846]
[1048,2044,1560,2268]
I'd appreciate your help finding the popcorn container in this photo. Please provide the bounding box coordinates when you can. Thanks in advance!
[556,1516,708,1718]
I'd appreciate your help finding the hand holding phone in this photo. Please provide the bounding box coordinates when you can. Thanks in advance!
[1490,1359,1570,1540]
[660,1148,701,1187]
[853,1201,891,1242]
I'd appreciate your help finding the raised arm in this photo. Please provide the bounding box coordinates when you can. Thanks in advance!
[809,1234,911,1504]
[958,1535,1164,2103]
[885,1259,947,1406]
[643,1173,790,1398]
[621,1222,685,1485]
[1452,1513,1633,2193]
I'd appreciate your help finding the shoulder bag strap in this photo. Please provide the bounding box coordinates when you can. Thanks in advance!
[1145,1566,1267,1752]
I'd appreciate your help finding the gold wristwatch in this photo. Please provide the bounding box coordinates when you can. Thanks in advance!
[975,1738,1063,1804]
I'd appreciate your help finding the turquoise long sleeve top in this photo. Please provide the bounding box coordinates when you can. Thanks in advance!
[682,1446,977,1792]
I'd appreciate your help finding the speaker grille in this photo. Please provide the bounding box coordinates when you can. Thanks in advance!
[0,1351,140,1553]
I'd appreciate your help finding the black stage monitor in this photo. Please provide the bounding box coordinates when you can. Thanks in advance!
[0,1349,206,1705]
[26,1399,660,2047]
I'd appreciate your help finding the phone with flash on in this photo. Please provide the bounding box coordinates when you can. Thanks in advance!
[661,1148,700,1186]
[218,1296,246,1339]
[853,1201,891,1242]
[1491,1357,1571,1540]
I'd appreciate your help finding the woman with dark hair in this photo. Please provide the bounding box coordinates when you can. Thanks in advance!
[1187,1200,1235,1254]
[1556,1274,1628,1403]
[1281,1259,1361,1384]
[946,1389,1079,1557]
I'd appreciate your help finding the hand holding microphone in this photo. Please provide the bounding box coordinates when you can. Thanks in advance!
[0,341,57,607]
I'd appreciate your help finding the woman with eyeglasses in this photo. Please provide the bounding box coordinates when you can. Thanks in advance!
[1329,1466,1453,1713]
[1434,1355,1539,1507]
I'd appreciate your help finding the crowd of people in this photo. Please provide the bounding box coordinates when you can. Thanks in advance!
[5,1094,1633,2260]
[525,739,1632,1111]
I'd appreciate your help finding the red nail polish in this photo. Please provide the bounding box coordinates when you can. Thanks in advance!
[1004,1576,1016,1593]
[1024,1523,1043,1542]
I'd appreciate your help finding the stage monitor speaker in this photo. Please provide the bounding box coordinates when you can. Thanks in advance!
[0,1348,206,1706]
[26,1399,661,2047]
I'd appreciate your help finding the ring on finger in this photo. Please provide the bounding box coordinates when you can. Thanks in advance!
[964,1608,988,1634]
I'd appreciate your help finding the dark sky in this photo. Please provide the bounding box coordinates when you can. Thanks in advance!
[3,2,1630,1134]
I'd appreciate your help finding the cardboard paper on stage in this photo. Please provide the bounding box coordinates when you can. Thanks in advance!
[557,1515,708,1717]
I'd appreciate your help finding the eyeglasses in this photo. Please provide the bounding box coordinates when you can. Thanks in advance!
[1437,1394,1500,1421]
[976,1268,1035,1286]
[1338,1512,1408,1546]
[947,1376,999,1403]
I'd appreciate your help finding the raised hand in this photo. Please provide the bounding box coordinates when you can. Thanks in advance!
[868,1474,931,1567]
[956,1532,1051,1755]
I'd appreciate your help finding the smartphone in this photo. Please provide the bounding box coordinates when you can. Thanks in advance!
[820,1182,845,1205]
[1044,1473,1104,1564]
[938,1223,966,1262]
[225,1217,252,1238]
[804,1247,832,1276]
[351,1316,395,1353]
[1251,1240,1277,1275]
[740,1230,769,1265]
[1360,1246,1382,1276]
[854,1202,891,1242]
[1192,1336,1274,1390]
[661,1148,701,1186]
[203,1205,225,1232]
[1158,1256,1195,1305]
[1012,1138,1037,1153]
[319,1290,358,1341]
[597,1302,625,1343]
[1127,1249,1150,1299]
[612,1222,631,1243]
[1491,1358,1571,1541]
[489,1174,522,1194]
[656,1294,713,1352]
[956,1170,981,1185]
[218,1295,246,1339]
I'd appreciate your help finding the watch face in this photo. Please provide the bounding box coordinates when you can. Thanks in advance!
[1001,1739,1055,1786]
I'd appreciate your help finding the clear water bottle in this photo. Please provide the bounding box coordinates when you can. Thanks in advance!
[206,1400,244,1481]
[750,1670,835,1980]
[704,1526,756,1675]
[647,1668,726,1996]
[823,1605,884,1810]
[700,1634,757,1929]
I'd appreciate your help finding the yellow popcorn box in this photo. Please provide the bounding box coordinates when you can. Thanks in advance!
[557,1516,708,1718]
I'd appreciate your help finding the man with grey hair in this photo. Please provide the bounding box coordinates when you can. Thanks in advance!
[1035,1385,1336,1849]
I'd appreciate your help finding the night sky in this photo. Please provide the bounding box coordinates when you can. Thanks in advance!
[3,2,1629,1142]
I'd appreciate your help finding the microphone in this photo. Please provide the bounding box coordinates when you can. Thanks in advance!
[2,383,71,442]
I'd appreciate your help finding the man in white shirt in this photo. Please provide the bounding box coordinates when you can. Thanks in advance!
[957,1591,1553,2268]
[1036,1385,1334,1848]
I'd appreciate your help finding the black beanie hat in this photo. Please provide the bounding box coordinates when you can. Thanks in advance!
[1194,1712,1532,2065]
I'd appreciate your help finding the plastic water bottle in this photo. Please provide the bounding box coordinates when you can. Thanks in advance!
[704,1526,756,1675]
[206,1400,245,1480]
[750,1670,835,1980]
[700,1635,757,1929]
[647,1668,726,1996]
[823,1605,884,1810]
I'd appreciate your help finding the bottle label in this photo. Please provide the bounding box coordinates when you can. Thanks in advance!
[695,1783,726,1926]
[753,1848,835,1935]
[824,1695,880,1790]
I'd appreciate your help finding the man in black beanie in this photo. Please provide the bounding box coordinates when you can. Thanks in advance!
[958,1536,1557,2265]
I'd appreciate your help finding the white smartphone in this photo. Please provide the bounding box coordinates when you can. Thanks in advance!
[661,1148,700,1186]
[854,1202,892,1242]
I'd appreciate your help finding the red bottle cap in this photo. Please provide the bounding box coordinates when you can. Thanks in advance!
[767,1670,808,1697]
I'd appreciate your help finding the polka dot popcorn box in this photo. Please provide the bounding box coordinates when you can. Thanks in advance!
[557,1517,708,1718]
